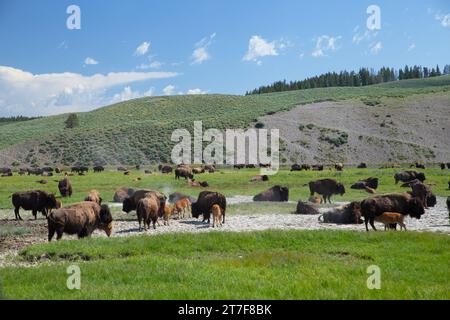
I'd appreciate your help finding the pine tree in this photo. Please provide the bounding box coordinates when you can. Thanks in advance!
[65,113,79,129]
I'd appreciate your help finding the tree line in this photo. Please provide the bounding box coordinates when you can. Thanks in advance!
[0,116,41,125]
[245,64,450,95]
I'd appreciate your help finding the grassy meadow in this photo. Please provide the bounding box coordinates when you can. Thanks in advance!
[0,167,449,210]
[0,230,449,299]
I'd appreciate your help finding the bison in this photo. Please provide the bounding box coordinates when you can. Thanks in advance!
[351,177,378,190]
[312,164,324,171]
[250,175,269,182]
[122,189,166,218]
[168,192,196,205]
[357,163,367,169]
[191,191,226,224]
[290,164,301,171]
[253,186,289,202]
[113,187,135,203]
[192,167,205,174]
[84,190,102,205]
[136,195,161,230]
[334,163,344,171]
[93,165,104,173]
[12,190,60,220]
[394,171,425,184]
[360,193,425,232]
[159,164,173,174]
[58,177,73,197]
[309,179,345,204]
[318,202,362,224]
[175,167,193,180]
[47,202,113,241]
[295,201,319,215]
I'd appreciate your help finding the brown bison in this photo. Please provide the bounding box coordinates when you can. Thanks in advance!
[84,190,102,205]
[12,190,61,220]
[136,195,161,230]
[360,193,425,232]
[175,166,193,180]
[318,202,362,224]
[204,164,215,173]
[312,164,324,171]
[113,187,135,203]
[58,177,73,197]
[351,177,378,190]
[357,163,367,169]
[122,189,166,218]
[253,186,289,202]
[159,164,173,174]
[168,192,196,204]
[192,167,205,174]
[309,179,345,203]
[440,163,446,170]
[191,191,226,224]
[47,202,113,241]
[295,201,319,215]
[394,171,425,184]
[93,165,104,173]
[334,163,344,171]
[410,182,431,209]
[250,175,269,182]
[290,164,301,171]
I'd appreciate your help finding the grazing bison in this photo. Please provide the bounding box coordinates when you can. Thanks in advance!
[136,195,161,230]
[12,190,60,220]
[351,177,378,190]
[192,167,205,174]
[233,164,245,169]
[394,171,425,184]
[410,182,431,209]
[168,192,196,204]
[415,162,426,169]
[253,186,289,202]
[47,202,113,241]
[309,179,345,204]
[71,166,88,173]
[360,193,425,232]
[0,167,12,174]
[191,191,226,224]
[122,189,166,218]
[58,177,73,197]
[1,172,12,177]
[357,163,367,169]
[312,164,324,171]
[318,202,362,224]
[159,164,173,174]
[204,165,215,173]
[250,175,269,182]
[175,166,193,180]
[113,187,135,203]
[290,164,301,171]
[334,163,344,171]
[295,201,319,215]
[93,165,104,173]
[84,190,102,205]
[440,163,446,170]
[117,166,127,172]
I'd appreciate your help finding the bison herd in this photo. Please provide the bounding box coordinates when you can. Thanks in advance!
[4,163,450,243]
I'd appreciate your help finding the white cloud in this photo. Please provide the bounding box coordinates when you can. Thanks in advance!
[369,41,383,54]
[243,35,278,64]
[0,66,178,116]
[163,85,176,96]
[134,41,150,56]
[407,43,416,51]
[137,60,163,70]
[191,33,216,65]
[187,88,207,95]
[352,28,377,44]
[435,13,450,27]
[84,57,98,65]
[110,86,155,104]
[311,35,341,57]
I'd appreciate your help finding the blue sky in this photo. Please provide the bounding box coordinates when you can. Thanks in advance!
[0,0,449,116]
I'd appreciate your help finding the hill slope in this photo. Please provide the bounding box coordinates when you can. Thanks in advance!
[0,76,449,166]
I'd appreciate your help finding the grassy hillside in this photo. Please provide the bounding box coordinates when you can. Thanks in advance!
[0,76,449,166]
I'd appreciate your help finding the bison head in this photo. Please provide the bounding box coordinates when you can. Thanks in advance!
[191,202,200,218]
[99,204,113,237]
[46,194,59,210]
[426,193,437,208]
[337,183,346,196]
[348,201,362,224]
[416,172,426,182]
[122,197,133,213]
[408,197,425,219]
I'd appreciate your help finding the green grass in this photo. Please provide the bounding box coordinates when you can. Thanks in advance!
[0,225,32,237]
[1,75,449,165]
[0,167,448,210]
[1,230,449,299]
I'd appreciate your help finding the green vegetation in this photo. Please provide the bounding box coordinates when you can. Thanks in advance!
[0,167,448,210]
[0,76,449,165]
[0,225,32,237]
[64,113,80,129]
[1,230,448,299]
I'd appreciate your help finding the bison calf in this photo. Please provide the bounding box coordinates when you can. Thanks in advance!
[211,204,223,228]
[47,202,113,241]
[375,212,407,231]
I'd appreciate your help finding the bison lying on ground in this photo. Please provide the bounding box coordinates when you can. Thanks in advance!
[250,175,269,182]
[12,190,61,220]
[84,190,102,205]
[122,189,166,218]
[318,202,362,224]
[253,186,289,202]
[361,193,425,232]
[159,164,173,174]
[192,191,226,224]
[309,179,345,204]
[58,177,73,197]
[295,201,319,215]
[351,177,378,190]
[357,163,367,169]
[394,171,425,184]
[47,202,113,241]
